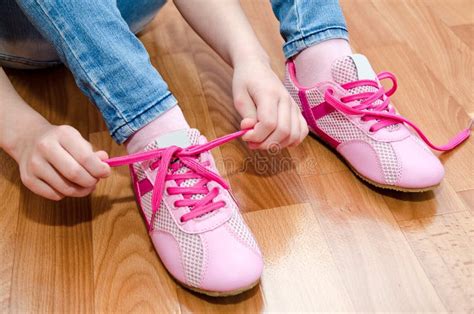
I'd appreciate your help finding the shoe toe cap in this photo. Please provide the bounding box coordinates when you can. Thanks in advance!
[199,224,263,294]
[393,136,445,189]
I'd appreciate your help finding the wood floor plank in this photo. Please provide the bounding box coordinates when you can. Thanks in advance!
[382,181,468,222]
[421,0,474,26]
[89,132,181,313]
[450,24,474,50]
[399,210,474,312]
[7,67,95,313]
[154,52,204,99]
[139,2,192,57]
[458,189,474,213]
[246,204,355,312]
[176,282,263,314]
[10,195,94,313]
[340,0,401,51]
[371,0,473,113]
[302,171,446,312]
[0,152,20,312]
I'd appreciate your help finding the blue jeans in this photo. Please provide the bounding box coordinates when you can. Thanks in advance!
[0,0,348,143]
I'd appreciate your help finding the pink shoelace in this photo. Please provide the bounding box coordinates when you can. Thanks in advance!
[105,130,247,230]
[324,71,471,151]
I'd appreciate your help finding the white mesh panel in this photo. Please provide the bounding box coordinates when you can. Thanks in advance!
[284,69,325,110]
[317,111,401,185]
[332,56,359,84]
[140,191,153,223]
[134,163,147,181]
[227,210,260,254]
[154,202,204,287]
[186,129,200,145]
[284,72,302,110]
[306,89,325,108]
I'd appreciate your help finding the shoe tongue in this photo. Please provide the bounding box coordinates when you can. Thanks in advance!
[144,128,200,152]
[331,54,377,85]
[331,54,402,132]
[143,128,207,208]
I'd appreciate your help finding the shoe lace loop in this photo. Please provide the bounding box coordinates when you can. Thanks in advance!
[105,130,248,230]
[324,71,471,151]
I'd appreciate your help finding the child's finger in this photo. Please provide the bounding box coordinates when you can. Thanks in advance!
[37,161,95,197]
[284,104,302,147]
[95,150,109,161]
[45,142,97,188]
[234,90,257,122]
[242,96,278,143]
[298,111,309,143]
[26,176,64,201]
[94,150,111,177]
[257,97,291,149]
[240,117,257,130]
[60,133,110,179]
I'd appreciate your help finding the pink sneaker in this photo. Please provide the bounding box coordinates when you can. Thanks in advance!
[105,129,263,296]
[285,54,471,192]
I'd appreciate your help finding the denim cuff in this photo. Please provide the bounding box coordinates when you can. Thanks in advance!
[283,27,349,59]
[111,92,178,144]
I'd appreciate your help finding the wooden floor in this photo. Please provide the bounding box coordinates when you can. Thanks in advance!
[1,0,473,312]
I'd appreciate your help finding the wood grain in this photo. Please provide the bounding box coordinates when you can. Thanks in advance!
[372,0,473,113]
[0,152,20,312]
[89,133,180,313]
[382,181,468,222]
[450,24,474,50]
[5,68,95,313]
[399,210,474,312]
[302,171,447,312]
[0,0,472,312]
[458,189,474,213]
[246,203,355,312]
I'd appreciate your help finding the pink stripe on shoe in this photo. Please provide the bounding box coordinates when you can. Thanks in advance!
[138,178,154,196]
[298,89,340,148]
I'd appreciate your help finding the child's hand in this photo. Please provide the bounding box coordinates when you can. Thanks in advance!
[232,59,308,150]
[11,123,111,201]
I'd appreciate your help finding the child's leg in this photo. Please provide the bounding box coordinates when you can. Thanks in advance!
[270,0,352,85]
[14,0,188,150]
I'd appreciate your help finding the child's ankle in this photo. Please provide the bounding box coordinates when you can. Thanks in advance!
[293,39,352,86]
[125,105,190,154]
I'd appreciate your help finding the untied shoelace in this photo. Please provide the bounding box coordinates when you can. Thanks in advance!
[324,71,471,151]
